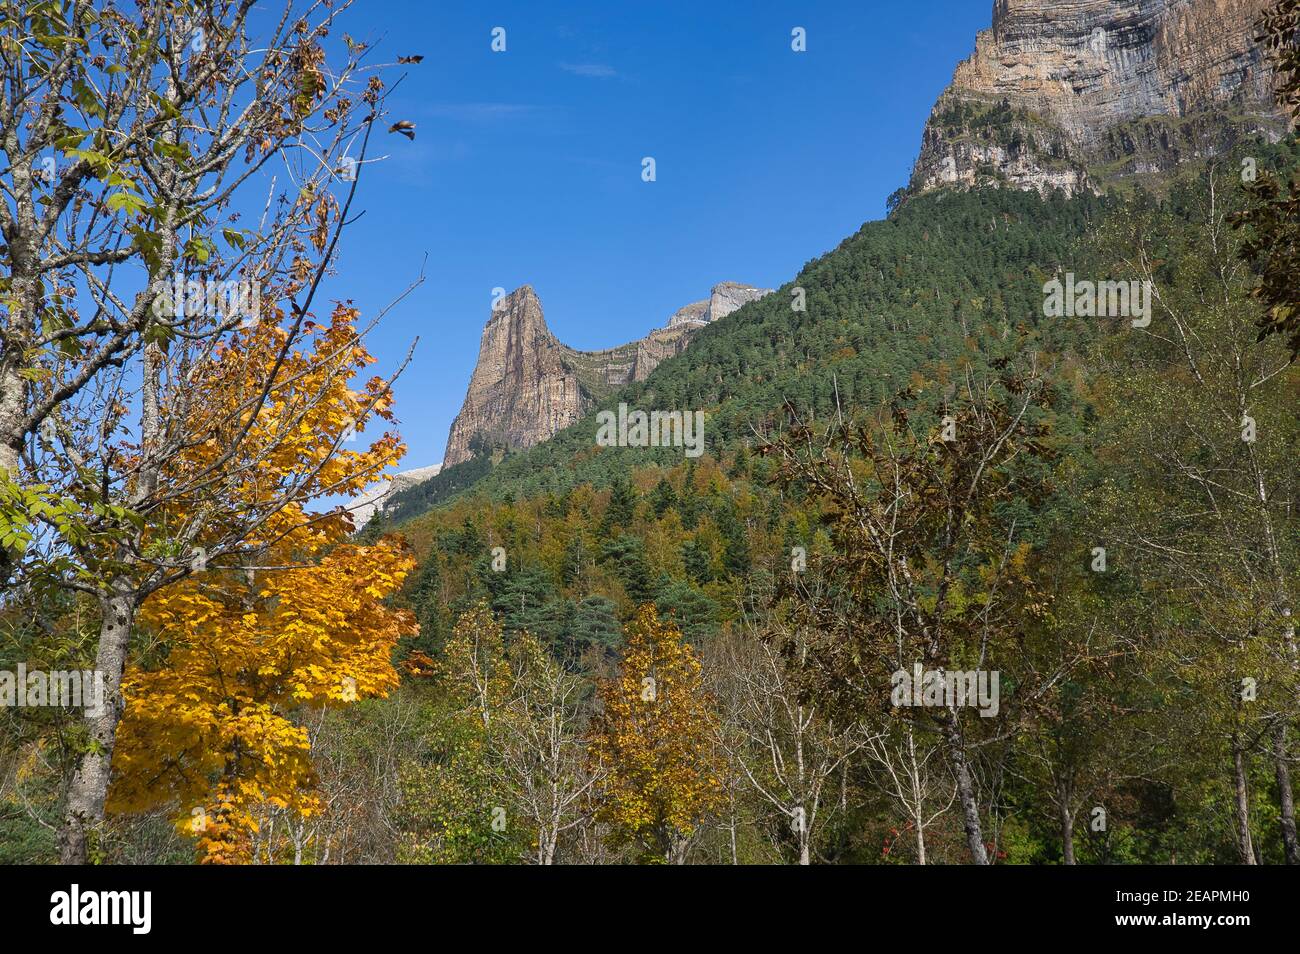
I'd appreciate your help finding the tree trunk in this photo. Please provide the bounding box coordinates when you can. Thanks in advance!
[1277,609,1299,864]
[1060,801,1076,866]
[0,376,22,479]
[1273,722,1299,864]
[59,583,135,863]
[665,834,688,865]
[0,405,21,584]
[0,214,38,584]
[941,711,989,864]
[914,819,927,865]
[1232,734,1256,865]
[729,806,738,865]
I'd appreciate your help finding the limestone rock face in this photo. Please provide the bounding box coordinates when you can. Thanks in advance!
[706,281,773,324]
[351,462,444,528]
[442,282,771,466]
[665,300,710,329]
[632,281,773,379]
[442,286,585,468]
[665,281,770,329]
[910,0,1287,196]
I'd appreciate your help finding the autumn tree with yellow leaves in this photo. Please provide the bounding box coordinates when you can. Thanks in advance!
[589,605,725,864]
[0,0,414,863]
[107,539,416,864]
[102,303,417,863]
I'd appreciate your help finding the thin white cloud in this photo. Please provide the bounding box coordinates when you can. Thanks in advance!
[560,62,618,79]
[422,103,550,122]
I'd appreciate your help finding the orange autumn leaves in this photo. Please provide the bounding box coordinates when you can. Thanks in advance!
[106,305,416,863]
[143,302,403,549]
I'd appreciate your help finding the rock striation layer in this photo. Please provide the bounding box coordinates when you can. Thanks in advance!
[909,0,1288,196]
[442,282,770,467]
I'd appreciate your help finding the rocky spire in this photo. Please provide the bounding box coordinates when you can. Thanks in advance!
[442,282,771,467]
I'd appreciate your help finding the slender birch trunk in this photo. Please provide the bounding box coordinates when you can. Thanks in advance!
[942,711,989,864]
[1273,722,1298,864]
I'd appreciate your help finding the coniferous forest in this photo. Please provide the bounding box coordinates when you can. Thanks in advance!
[1,3,1300,918]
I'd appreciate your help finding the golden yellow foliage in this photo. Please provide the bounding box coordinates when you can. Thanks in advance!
[105,304,417,863]
[589,605,724,862]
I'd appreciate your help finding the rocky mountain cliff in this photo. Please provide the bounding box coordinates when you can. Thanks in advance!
[351,462,444,527]
[441,282,770,467]
[910,0,1288,196]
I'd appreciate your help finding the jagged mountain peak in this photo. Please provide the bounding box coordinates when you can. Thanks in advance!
[492,283,541,312]
[484,284,553,338]
[441,281,771,467]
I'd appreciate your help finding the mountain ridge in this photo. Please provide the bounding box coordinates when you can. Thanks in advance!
[440,282,772,468]
[381,0,1292,524]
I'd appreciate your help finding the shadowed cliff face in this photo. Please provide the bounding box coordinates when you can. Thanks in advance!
[910,0,1287,196]
[441,282,770,467]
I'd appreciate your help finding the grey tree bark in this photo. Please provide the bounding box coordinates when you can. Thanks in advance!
[943,711,989,865]
[58,584,135,863]
[1273,722,1298,864]
[1059,798,1076,866]
[1232,734,1256,865]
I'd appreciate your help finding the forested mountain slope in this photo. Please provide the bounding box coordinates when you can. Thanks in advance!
[376,140,1300,866]
[387,185,1109,522]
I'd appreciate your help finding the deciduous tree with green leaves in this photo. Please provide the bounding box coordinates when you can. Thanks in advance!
[0,0,416,862]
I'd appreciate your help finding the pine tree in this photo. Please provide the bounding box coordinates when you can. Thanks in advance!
[600,477,638,537]
[649,477,678,517]
[406,555,443,653]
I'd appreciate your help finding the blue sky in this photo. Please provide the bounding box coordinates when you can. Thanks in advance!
[327,0,993,469]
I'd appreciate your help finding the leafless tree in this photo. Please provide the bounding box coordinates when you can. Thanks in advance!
[861,720,955,865]
[713,619,875,864]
